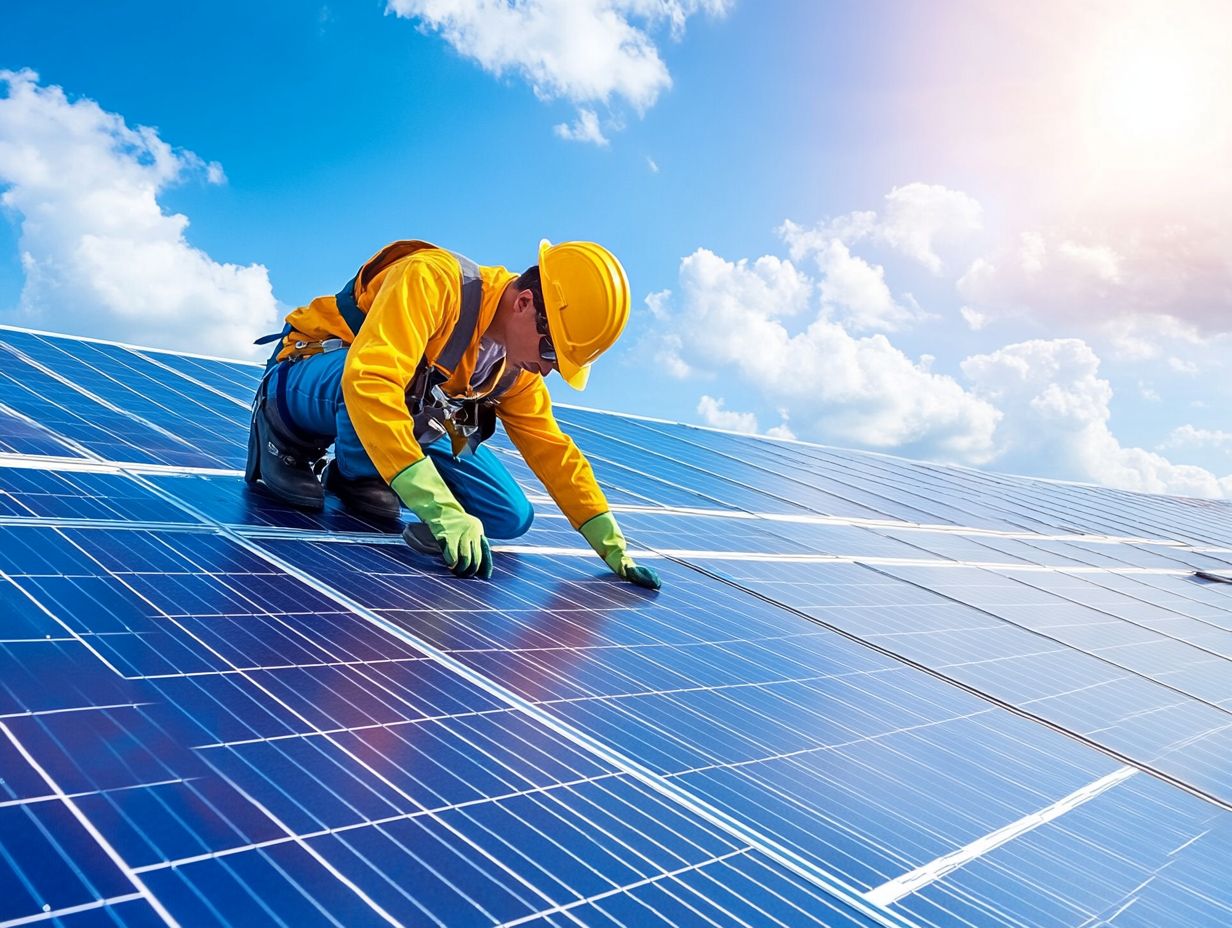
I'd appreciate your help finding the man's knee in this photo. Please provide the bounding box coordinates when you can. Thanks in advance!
[487,499,534,540]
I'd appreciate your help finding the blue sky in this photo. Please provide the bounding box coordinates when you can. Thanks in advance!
[2,0,1231,496]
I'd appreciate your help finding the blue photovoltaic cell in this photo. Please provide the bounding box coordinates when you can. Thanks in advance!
[0,521,882,927]
[0,404,79,457]
[901,772,1232,928]
[585,413,952,527]
[4,326,1232,927]
[143,471,584,551]
[257,539,1152,892]
[0,465,199,523]
[0,354,177,466]
[0,330,248,469]
[693,555,1232,805]
[132,348,263,406]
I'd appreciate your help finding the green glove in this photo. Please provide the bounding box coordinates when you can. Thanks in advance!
[391,458,493,579]
[578,512,662,590]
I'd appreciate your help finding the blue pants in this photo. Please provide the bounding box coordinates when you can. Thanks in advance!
[268,349,534,539]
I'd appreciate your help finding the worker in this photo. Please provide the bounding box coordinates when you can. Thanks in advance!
[244,238,661,590]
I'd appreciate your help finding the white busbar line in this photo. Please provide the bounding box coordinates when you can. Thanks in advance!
[863,765,1137,907]
[0,894,146,928]
[600,502,1187,548]
[0,323,263,368]
[0,452,1194,549]
[0,453,241,477]
[0,506,1200,577]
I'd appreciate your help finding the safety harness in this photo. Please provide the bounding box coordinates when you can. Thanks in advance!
[256,241,519,457]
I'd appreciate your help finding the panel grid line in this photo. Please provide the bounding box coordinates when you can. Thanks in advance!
[0,723,180,927]
[114,467,919,928]
[667,554,1232,815]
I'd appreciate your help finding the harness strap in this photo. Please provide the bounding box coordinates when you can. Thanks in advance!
[435,252,483,373]
[333,273,367,340]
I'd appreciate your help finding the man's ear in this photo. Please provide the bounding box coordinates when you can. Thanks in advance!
[515,289,536,315]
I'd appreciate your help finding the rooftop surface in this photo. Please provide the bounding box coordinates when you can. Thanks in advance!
[1,324,1231,927]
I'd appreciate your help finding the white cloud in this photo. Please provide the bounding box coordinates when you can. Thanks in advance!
[813,238,921,332]
[387,0,731,130]
[1101,313,1203,362]
[959,223,1232,334]
[1056,240,1121,283]
[961,338,1232,497]
[0,70,279,358]
[1159,425,1232,452]
[646,156,659,173]
[696,395,794,439]
[553,107,609,146]
[1168,356,1199,374]
[783,183,982,275]
[651,246,1002,463]
[959,305,987,331]
[696,395,758,433]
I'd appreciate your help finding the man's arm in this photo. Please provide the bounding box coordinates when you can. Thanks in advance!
[497,374,661,589]
[340,252,458,481]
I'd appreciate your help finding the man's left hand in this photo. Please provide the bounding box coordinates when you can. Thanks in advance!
[579,511,663,591]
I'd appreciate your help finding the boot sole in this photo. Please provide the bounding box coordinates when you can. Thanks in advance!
[402,522,443,555]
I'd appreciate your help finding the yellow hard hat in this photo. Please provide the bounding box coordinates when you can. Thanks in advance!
[538,239,630,390]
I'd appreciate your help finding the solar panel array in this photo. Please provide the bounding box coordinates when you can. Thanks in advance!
[2,322,1231,928]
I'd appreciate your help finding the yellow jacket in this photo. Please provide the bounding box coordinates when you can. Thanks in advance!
[279,244,610,529]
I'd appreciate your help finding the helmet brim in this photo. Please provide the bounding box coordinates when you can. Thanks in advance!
[538,238,588,391]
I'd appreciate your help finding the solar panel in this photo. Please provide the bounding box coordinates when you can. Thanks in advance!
[2,323,1232,927]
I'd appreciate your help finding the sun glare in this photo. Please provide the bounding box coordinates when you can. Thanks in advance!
[1082,13,1223,173]
[1094,40,1202,141]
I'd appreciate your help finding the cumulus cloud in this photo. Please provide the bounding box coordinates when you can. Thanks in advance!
[651,246,1002,463]
[812,238,922,332]
[958,223,1232,334]
[1159,425,1232,452]
[653,181,1229,496]
[553,107,609,146]
[961,338,1232,497]
[0,70,279,358]
[1101,313,1203,362]
[696,395,758,433]
[387,0,732,138]
[694,395,793,438]
[783,183,982,275]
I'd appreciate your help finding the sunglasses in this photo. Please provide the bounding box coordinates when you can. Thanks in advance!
[535,309,557,363]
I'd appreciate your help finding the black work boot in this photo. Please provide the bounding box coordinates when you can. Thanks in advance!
[322,461,401,520]
[245,391,326,510]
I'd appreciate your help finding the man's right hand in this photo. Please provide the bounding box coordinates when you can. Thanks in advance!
[391,458,493,579]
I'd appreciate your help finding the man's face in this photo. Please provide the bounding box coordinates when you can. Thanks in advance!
[504,289,556,377]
